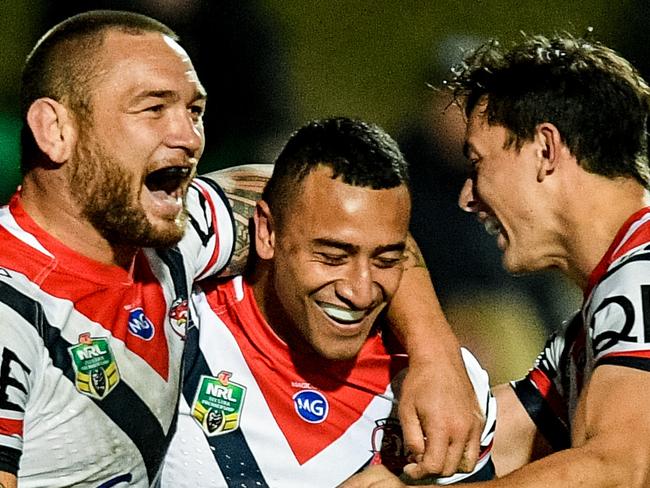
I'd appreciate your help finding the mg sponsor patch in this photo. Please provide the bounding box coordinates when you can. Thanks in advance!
[127,308,155,340]
[191,371,246,436]
[68,333,120,400]
[293,389,329,423]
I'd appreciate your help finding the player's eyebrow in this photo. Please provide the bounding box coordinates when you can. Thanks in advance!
[312,238,405,255]
[131,88,207,104]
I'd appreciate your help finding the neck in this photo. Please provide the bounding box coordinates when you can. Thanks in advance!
[249,265,281,332]
[249,264,307,352]
[20,171,137,270]
[558,175,649,290]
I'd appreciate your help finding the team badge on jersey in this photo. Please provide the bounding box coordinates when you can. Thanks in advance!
[127,308,155,340]
[68,333,120,400]
[169,298,190,338]
[293,389,329,423]
[191,371,247,436]
[370,417,407,474]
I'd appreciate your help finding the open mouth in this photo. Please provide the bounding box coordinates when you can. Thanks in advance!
[318,302,366,325]
[145,166,192,195]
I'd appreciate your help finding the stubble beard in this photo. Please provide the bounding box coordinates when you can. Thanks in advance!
[69,136,187,249]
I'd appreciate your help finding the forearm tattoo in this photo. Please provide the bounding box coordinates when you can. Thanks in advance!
[214,167,270,275]
[403,234,428,270]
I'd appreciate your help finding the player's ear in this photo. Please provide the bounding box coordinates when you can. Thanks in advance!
[26,97,78,164]
[535,122,562,182]
[253,200,276,260]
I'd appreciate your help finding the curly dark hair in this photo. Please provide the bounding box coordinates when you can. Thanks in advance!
[262,117,410,227]
[448,33,650,187]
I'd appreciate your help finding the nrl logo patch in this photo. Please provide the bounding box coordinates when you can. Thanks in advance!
[191,371,246,437]
[68,333,120,400]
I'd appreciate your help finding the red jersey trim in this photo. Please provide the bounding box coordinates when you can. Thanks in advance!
[2,194,171,379]
[0,418,22,438]
[528,368,566,420]
[585,207,650,298]
[600,349,650,360]
[205,277,406,464]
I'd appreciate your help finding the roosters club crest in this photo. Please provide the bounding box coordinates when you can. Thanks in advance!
[169,298,190,338]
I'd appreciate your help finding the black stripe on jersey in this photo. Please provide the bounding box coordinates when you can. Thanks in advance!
[598,249,650,285]
[459,458,495,482]
[0,445,20,475]
[558,312,583,397]
[182,325,270,488]
[598,355,650,371]
[0,281,168,483]
[189,177,236,272]
[511,380,570,451]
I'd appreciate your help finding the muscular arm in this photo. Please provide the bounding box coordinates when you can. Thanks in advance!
[490,384,552,477]
[388,235,483,478]
[0,471,16,488]
[341,365,650,488]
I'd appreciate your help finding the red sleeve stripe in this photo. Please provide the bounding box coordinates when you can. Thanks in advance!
[0,418,22,438]
[478,439,493,461]
[601,349,650,359]
[598,351,650,373]
[528,368,565,417]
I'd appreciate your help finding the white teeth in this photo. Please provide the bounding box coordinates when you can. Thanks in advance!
[319,303,365,323]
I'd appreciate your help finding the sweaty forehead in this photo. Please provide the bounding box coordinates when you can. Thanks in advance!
[92,30,205,97]
[99,31,195,73]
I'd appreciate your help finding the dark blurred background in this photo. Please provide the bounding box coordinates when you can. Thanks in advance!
[3,0,643,382]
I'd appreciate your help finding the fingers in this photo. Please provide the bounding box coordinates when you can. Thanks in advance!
[398,401,426,464]
[460,419,482,473]
[337,465,404,488]
[400,400,483,478]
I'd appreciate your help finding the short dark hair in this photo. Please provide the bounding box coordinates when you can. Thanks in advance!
[20,10,177,174]
[449,33,650,187]
[262,117,410,226]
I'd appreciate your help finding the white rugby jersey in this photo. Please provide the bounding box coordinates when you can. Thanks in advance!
[161,276,496,487]
[0,176,234,487]
[513,207,650,450]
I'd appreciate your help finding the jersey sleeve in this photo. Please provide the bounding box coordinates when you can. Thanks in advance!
[588,250,650,370]
[510,313,580,451]
[178,177,236,281]
[0,302,39,475]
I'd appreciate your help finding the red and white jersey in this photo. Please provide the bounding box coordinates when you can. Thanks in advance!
[162,276,496,487]
[0,176,233,487]
[513,207,650,450]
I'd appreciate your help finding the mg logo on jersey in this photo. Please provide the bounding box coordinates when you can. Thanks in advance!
[127,308,155,340]
[191,372,246,437]
[293,389,329,423]
[68,333,120,400]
